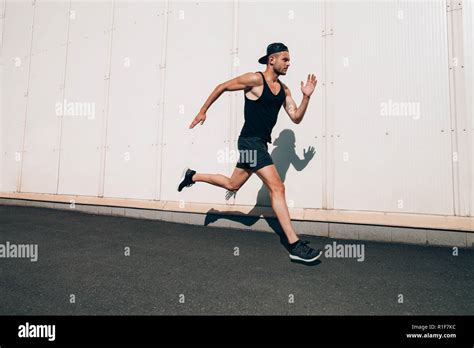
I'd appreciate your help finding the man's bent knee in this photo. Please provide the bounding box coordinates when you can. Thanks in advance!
[227,181,243,191]
[269,182,285,195]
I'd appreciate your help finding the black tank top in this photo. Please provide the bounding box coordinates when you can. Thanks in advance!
[239,71,285,144]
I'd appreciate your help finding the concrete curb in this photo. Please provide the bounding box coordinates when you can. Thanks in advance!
[1,198,472,249]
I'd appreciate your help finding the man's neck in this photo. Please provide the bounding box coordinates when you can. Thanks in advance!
[262,69,279,82]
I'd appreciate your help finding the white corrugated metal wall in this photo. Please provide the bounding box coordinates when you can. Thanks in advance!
[0,1,4,185]
[1,0,473,222]
[331,0,454,215]
[464,0,474,217]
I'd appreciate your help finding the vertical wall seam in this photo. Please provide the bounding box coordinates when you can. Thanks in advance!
[446,0,469,216]
[446,0,458,215]
[153,1,168,201]
[452,0,471,216]
[156,0,169,201]
[55,0,72,194]
[17,1,36,192]
[450,0,462,216]
[321,0,327,210]
[98,0,116,198]
[327,0,334,211]
[229,0,238,205]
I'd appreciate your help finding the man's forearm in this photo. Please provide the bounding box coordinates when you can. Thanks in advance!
[200,84,226,113]
[294,95,311,123]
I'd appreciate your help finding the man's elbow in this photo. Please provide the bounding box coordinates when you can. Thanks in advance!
[292,116,301,124]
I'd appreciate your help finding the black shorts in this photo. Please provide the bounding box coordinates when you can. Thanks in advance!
[235,136,274,172]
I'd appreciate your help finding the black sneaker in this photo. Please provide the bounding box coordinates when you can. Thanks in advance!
[289,239,322,262]
[177,167,196,192]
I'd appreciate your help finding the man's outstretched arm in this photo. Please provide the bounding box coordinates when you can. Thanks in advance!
[188,72,261,129]
[282,74,317,124]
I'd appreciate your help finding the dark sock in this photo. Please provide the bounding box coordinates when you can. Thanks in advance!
[289,239,300,249]
[190,170,196,183]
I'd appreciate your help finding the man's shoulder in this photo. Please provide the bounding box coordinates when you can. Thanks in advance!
[241,72,264,89]
[279,80,290,94]
[250,71,264,83]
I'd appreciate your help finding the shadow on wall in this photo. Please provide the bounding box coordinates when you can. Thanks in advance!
[204,129,316,250]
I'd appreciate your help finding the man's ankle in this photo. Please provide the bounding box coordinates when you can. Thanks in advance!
[288,238,300,246]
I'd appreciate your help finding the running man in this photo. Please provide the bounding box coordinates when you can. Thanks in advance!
[178,42,322,263]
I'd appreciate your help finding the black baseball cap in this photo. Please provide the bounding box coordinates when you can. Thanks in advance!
[258,42,289,64]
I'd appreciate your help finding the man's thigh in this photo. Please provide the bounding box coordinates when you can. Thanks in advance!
[255,164,283,190]
[229,166,253,189]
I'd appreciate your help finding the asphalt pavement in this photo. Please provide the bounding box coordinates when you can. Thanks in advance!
[0,205,473,315]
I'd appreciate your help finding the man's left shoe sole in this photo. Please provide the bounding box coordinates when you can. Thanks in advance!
[289,250,322,262]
